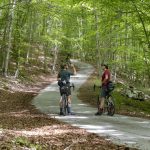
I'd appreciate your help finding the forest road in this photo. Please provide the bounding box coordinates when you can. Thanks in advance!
[33,60,150,150]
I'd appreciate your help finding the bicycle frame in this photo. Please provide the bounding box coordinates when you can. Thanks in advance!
[94,84,115,116]
[105,94,115,116]
[62,93,68,115]
[61,83,75,116]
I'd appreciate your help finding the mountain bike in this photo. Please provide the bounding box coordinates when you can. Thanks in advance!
[94,84,115,116]
[60,82,75,116]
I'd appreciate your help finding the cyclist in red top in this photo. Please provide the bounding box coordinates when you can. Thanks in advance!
[95,64,111,115]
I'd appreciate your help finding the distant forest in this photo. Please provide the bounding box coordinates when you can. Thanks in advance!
[0,0,150,86]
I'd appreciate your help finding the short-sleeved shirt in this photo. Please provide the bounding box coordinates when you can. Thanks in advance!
[101,69,110,86]
[57,69,73,82]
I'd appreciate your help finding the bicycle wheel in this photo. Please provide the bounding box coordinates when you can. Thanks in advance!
[62,94,67,116]
[97,96,100,109]
[107,95,115,116]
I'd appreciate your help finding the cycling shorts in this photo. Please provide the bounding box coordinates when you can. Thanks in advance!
[100,85,109,98]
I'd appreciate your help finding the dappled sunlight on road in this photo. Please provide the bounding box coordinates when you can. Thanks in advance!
[73,74,89,78]
[5,125,86,137]
[40,82,58,93]
[73,124,141,146]
[55,115,89,119]
[136,121,149,124]
[33,60,150,150]
[77,103,88,106]
[74,124,117,134]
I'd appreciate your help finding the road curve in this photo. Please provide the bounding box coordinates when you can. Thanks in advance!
[32,60,150,150]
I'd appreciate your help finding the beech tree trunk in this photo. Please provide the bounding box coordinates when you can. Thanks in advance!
[4,0,17,77]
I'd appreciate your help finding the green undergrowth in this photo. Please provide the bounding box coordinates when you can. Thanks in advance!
[78,74,150,119]
[0,136,44,150]
[113,90,150,115]
[13,136,44,150]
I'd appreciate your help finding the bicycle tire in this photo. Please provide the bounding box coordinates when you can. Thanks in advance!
[97,96,100,109]
[107,95,115,116]
[62,94,68,116]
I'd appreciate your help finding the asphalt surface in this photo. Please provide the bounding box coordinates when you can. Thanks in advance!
[33,60,150,150]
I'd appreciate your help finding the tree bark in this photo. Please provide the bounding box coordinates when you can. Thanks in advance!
[94,10,101,76]
[131,0,150,49]
[4,0,17,77]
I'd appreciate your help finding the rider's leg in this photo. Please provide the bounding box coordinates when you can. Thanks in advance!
[95,86,106,115]
[96,97,105,114]
[66,86,72,114]
[99,85,107,110]
[59,97,63,111]
[100,97,105,109]
[67,95,71,113]
[66,85,75,115]
[59,97,64,115]
[59,89,64,115]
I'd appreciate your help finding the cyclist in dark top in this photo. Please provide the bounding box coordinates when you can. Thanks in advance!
[95,64,111,115]
[57,63,76,115]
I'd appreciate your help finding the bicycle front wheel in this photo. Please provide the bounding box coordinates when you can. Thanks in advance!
[107,95,115,116]
[97,96,100,109]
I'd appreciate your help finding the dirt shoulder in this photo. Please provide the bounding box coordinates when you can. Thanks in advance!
[0,74,136,150]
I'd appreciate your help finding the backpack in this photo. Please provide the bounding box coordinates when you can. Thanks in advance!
[60,85,69,94]
[107,81,115,92]
[58,80,66,87]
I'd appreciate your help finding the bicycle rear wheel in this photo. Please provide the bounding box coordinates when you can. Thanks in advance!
[62,94,68,116]
[97,96,100,109]
[107,95,115,116]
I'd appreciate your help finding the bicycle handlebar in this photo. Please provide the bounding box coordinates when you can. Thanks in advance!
[70,83,75,90]
[93,84,101,91]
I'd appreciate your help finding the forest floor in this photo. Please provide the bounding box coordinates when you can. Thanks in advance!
[0,74,136,150]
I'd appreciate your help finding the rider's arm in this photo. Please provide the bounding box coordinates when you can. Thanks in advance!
[102,74,108,85]
[57,72,61,81]
[71,64,76,75]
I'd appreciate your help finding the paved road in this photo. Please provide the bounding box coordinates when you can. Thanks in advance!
[33,60,150,150]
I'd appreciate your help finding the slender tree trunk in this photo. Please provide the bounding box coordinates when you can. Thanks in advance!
[26,11,33,64]
[42,17,48,72]
[1,25,8,73]
[44,45,48,72]
[131,0,150,49]
[77,16,86,60]
[4,0,16,77]
[52,19,60,74]
[132,1,150,85]
[94,10,101,76]
[52,43,58,74]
